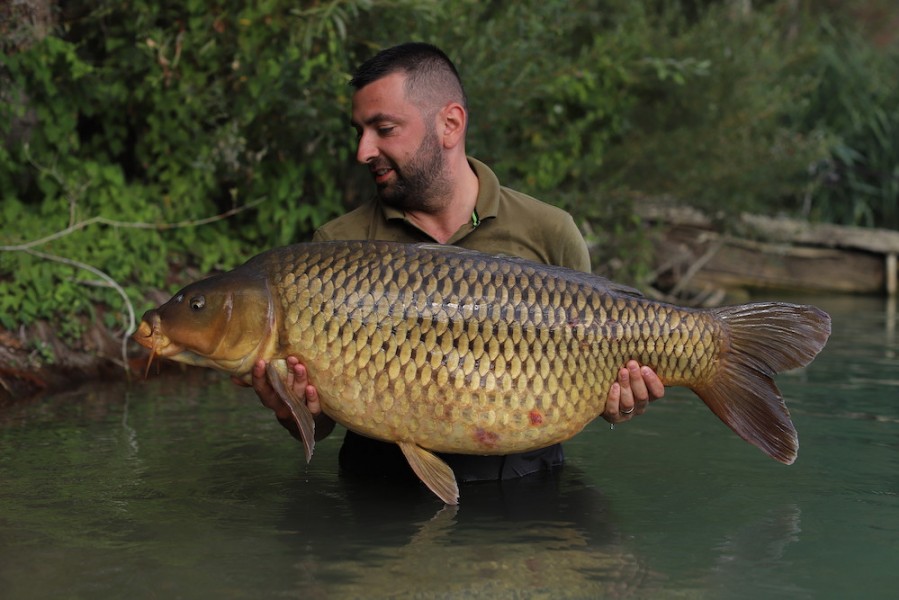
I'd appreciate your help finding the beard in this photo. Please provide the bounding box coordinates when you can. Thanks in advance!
[376,127,451,212]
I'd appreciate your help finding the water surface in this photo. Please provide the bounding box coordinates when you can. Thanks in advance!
[1,294,897,599]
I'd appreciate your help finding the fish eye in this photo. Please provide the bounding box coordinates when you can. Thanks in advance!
[190,295,206,311]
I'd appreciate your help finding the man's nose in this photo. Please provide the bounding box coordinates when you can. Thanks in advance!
[356,131,377,165]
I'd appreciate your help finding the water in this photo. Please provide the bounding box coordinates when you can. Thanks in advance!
[1,294,897,599]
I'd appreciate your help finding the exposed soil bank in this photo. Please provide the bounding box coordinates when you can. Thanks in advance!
[0,320,137,403]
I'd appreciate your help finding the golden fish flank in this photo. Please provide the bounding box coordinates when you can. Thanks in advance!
[134,241,831,506]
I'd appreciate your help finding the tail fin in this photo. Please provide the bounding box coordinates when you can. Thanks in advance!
[693,302,831,464]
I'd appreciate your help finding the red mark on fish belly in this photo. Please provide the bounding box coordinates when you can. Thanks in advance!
[529,409,544,426]
[474,428,500,448]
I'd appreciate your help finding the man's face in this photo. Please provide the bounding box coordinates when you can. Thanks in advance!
[351,72,447,210]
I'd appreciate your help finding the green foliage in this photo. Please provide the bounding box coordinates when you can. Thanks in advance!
[800,21,899,228]
[453,2,640,198]
[0,0,376,342]
[595,4,834,219]
[1,0,897,352]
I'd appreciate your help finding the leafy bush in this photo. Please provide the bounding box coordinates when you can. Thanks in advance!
[1,0,897,359]
[594,3,835,219]
[800,21,899,227]
[0,0,371,343]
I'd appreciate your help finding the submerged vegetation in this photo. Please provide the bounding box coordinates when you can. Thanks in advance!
[1,0,898,368]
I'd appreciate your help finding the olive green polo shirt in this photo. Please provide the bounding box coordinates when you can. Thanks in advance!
[313,157,591,273]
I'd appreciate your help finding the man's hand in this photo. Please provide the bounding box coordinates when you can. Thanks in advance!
[602,360,665,424]
[232,356,335,441]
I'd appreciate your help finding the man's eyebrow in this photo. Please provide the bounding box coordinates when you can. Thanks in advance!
[349,113,399,128]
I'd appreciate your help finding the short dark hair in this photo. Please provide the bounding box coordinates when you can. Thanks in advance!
[350,42,467,112]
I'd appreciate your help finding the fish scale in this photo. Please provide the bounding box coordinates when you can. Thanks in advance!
[135,240,831,505]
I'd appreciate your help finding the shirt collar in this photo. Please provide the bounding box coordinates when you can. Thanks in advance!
[467,156,500,220]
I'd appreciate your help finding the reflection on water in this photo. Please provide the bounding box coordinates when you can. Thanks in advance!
[292,483,652,599]
[1,294,897,599]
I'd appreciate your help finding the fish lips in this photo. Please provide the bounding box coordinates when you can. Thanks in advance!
[133,312,181,357]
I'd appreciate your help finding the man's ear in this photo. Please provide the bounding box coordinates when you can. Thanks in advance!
[439,102,466,149]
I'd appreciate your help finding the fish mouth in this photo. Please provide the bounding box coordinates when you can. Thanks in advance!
[133,314,179,355]
[133,313,183,378]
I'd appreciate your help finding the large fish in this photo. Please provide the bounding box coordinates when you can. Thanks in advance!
[134,241,831,504]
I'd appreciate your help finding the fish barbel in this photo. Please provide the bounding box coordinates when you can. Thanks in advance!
[133,241,831,504]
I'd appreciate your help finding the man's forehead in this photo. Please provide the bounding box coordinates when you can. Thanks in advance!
[351,73,415,125]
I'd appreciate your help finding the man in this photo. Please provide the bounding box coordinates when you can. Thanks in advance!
[246,42,664,482]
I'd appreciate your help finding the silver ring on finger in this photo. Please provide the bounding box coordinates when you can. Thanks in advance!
[620,406,635,415]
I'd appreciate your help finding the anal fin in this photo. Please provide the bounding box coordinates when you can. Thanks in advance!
[398,441,460,505]
[266,362,315,463]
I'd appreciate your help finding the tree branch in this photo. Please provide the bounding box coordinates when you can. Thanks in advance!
[22,248,136,378]
[1,198,266,378]
[0,197,266,252]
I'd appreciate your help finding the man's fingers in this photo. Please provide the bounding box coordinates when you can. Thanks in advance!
[617,365,637,416]
[306,385,321,414]
[292,362,307,383]
[641,365,665,400]
[625,361,648,402]
[603,361,667,424]
[600,381,621,424]
[252,358,267,378]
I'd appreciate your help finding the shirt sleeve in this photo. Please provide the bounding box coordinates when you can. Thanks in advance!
[555,214,592,273]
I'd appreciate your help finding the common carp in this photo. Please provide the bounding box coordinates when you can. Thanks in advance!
[134,241,831,505]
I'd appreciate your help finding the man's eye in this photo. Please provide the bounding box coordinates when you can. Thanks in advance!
[378,126,395,136]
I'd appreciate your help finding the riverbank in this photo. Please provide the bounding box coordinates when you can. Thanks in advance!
[639,204,899,304]
[0,319,128,402]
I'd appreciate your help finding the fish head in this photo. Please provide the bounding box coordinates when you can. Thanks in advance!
[133,270,276,377]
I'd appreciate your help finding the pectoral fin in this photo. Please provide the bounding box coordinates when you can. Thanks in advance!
[398,441,460,505]
[266,362,315,463]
